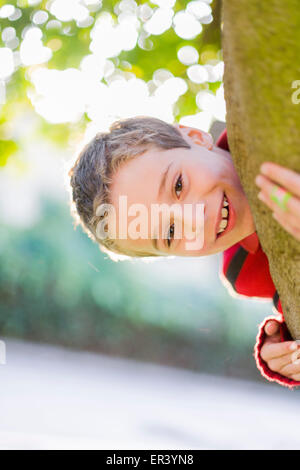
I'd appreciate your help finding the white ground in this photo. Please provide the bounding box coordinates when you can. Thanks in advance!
[0,338,300,450]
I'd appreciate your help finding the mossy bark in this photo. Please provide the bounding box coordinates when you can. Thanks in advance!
[222,0,300,339]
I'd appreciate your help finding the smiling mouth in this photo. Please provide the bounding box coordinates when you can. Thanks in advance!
[216,193,229,239]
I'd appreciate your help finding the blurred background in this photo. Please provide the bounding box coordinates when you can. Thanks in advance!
[1,0,299,450]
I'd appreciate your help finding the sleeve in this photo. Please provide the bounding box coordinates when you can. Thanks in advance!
[220,244,300,388]
[254,296,300,389]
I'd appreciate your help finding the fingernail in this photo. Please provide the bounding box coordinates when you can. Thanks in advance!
[290,342,297,351]
[255,175,263,186]
[260,164,270,175]
[258,192,266,202]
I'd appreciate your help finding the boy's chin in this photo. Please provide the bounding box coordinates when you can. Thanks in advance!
[216,227,245,252]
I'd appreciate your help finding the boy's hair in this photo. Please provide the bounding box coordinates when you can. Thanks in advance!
[68,116,190,260]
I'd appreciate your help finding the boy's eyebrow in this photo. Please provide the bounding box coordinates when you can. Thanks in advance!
[150,162,173,254]
[158,162,172,199]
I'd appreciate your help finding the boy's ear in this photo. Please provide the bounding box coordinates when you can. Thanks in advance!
[175,124,213,150]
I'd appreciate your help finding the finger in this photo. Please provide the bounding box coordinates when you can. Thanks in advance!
[268,350,300,373]
[290,374,300,381]
[260,340,298,362]
[272,208,300,231]
[280,358,300,377]
[256,175,300,219]
[264,320,280,336]
[260,162,300,199]
[272,212,300,241]
[255,176,300,238]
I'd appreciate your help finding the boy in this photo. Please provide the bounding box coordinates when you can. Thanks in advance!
[69,116,300,388]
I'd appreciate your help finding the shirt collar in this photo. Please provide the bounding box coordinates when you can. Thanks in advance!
[239,232,260,254]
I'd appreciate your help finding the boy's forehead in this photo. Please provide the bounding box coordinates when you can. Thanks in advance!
[110,146,177,206]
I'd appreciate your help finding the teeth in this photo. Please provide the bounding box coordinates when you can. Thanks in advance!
[217,219,228,234]
[222,207,228,218]
[217,195,230,235]
[219,219,228,229]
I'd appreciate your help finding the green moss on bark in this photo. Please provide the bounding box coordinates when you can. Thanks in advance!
[222,0,300,338]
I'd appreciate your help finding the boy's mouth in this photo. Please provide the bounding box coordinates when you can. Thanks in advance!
[216,193,231,240]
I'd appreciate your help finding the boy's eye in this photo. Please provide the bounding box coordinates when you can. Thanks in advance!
[174,174,183,198]
[167,223,175,248]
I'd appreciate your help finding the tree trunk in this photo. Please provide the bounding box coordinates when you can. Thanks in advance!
[222,0,300,339]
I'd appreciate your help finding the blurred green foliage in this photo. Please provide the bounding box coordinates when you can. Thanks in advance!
[0,0,221,156]
[0,199,271,380]
[0,138,18,165]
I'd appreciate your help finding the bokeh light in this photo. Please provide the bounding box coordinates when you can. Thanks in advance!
[173,11,202,39]
[0,48,15,79]
[0,4,15,19]
[0,0,226,134]
[144,7,173,35]
[20,27,52,66]
[177,45,199,65]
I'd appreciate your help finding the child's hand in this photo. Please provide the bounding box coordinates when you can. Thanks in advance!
[255,162,300,241]
[260,320,300,381]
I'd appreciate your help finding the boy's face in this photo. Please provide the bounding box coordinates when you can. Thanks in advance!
[108,125,255,257]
